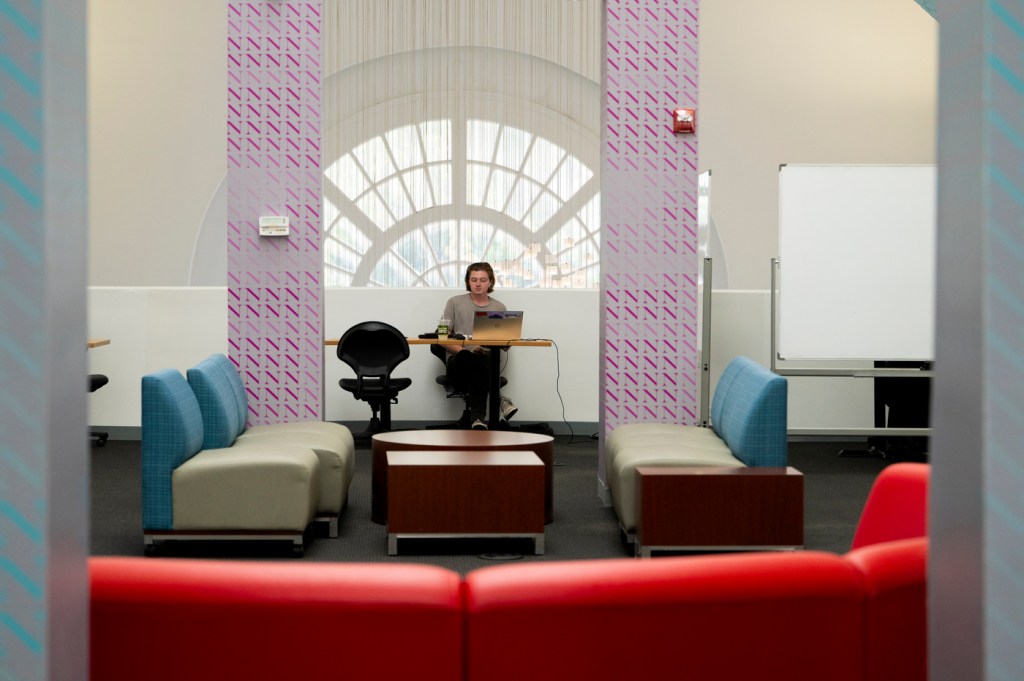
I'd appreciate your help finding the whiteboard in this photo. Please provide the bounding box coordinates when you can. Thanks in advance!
[778,164,936,361]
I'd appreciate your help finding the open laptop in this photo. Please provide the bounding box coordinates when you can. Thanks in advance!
[471,310,524,341]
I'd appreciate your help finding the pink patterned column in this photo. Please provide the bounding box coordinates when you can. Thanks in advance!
[601,1,700,476]
[227,1,323,425]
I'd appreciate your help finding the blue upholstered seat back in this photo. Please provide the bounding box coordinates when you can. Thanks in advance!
[710,356,788,467]
[710,357,744,429]
[141,369,205,530]
[186,354,246,450]
[211,353,249,429]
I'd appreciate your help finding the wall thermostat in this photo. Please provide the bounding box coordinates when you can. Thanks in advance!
[258,216,290,236]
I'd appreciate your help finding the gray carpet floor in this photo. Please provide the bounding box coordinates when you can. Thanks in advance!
[90,435,896,574]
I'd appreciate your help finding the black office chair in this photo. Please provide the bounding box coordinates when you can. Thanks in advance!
[427,344,506,429]
[89,373,109,446]
[336,321,412,440]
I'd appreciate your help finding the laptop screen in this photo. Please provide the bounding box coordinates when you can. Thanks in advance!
[471,310,524,341]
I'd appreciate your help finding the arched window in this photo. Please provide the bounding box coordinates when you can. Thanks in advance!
[323,4,603,289]
[324,114,599,288]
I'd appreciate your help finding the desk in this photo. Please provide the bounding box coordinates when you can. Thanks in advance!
[324,336,552,429]
[408,338,551,429]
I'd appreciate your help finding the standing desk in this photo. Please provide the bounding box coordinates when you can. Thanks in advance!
[324,336,552,429]
[408,338,552,429]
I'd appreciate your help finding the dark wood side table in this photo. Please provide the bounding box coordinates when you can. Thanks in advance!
[387,450,545,556]
[635,466,804,557]
[371,430,555,525]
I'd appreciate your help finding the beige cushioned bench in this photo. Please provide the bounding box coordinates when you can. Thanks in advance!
[173,443,320,530]
[187,354,355,536]
[141,368,320,555]
[604,356,789,539]
[606,422,745,533]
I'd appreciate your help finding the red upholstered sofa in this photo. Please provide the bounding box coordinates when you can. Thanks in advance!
[89,560,464,681]
[90,463,929,681]
[465,515,927,681]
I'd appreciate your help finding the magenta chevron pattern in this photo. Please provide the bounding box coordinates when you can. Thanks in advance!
[603,0,700,435]
[227,1,323,425]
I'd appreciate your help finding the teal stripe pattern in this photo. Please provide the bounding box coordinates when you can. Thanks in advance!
[1,0,46,671]
[984,2,1024,678]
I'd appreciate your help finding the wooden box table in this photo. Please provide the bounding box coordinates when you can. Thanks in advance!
[635,466,804,557]
[386,450,545,556]
[371,430,555,525]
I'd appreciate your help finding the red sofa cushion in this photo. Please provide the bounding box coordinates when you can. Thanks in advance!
[464,551,865,681]
[851,462,930,549]
[845,537,928,681]
[90,557,463,681]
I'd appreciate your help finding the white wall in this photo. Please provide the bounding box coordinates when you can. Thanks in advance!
[321,288,600,427]
[88,287,601,430]
[85,1,934,433]
[87,1,937,289]
[88,288,230,428]
[707,290,874,433]
[87,0,226,286]
[89,287,874,433]
[699,1,937,289]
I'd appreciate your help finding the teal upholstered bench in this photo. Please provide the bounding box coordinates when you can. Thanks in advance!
[605,356,791,545]
[185,354,356,537]
[141,368,320,555]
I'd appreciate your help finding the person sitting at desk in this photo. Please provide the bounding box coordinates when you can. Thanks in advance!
[440,261,518,430]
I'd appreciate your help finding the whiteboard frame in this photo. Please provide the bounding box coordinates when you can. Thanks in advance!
[777,164,936,362]
[770,258,931,438]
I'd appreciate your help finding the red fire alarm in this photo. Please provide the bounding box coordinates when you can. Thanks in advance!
[672,107,696,134]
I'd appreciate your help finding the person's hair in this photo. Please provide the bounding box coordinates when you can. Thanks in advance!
[464,262,496,293]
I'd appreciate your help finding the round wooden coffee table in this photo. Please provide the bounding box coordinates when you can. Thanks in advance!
[371,430,555,525]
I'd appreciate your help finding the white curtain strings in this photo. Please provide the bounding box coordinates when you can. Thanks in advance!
[323,1,602,288]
